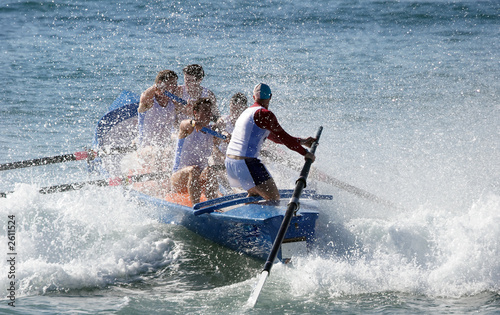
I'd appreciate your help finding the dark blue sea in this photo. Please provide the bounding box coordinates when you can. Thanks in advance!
[1,0,499,314]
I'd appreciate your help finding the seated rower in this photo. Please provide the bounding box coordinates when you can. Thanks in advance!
[177,64,220,123]
[170,98,222,206]
[215,92,248,153]
[133,70,183,174]
[137,69,182,149]
[123,70,182,196]
[213,92,248,192]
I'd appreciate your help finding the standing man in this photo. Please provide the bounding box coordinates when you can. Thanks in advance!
[225,83,316,203]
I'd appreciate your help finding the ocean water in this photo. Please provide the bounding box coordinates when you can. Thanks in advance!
[1,0,499,314]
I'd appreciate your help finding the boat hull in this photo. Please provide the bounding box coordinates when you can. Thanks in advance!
[130,189,319,261]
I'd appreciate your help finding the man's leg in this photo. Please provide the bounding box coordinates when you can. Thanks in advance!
[200,165,219,200]
[171,166,202,205]
[247,177,280,203]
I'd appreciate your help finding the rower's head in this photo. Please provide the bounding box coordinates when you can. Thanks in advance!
[193,98,213,124]
[154,70,178,93]
[253,83,272,107]
[183,64,205,87]
[229,92,247,118]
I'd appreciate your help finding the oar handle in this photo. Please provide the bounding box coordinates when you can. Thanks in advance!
[297,126,322,184]
[200,127,227,140]
[310,126,323,155]
[164,91,188,105]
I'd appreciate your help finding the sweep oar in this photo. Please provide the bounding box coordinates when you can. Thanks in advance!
[309,170,402,209]
[247,126,323,308]
[261,150,400,210]
[0,146,136,172]
[0,172,167,198]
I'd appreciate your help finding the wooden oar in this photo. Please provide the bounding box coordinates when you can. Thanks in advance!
[261,149,401,210]
[247,126,323,308]
[0,172,167,198]
[0,146,136,172]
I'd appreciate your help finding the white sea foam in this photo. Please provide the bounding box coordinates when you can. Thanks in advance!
[0,186,183,296]
[280,193,500,298]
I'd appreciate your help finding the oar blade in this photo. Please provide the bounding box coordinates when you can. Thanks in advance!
[247,126,323,308]
[247,270,269,308]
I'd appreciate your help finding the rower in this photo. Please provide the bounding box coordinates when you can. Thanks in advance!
[170,98,223,206]
[224,83,316,203]
[177,64,220,123]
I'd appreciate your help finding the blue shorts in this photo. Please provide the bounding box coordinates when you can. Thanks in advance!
[225,157,271,190]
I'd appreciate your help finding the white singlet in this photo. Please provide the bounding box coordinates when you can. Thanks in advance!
[137,97,176,147]
[226,106,270,158]
[172,128,214,173]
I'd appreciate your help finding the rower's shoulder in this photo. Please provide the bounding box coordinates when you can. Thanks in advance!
[140,86,156,98]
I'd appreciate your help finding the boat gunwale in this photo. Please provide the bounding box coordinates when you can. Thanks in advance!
[128,188,320,226]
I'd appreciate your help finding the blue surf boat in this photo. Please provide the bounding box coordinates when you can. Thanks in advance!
[92,91,330,262]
